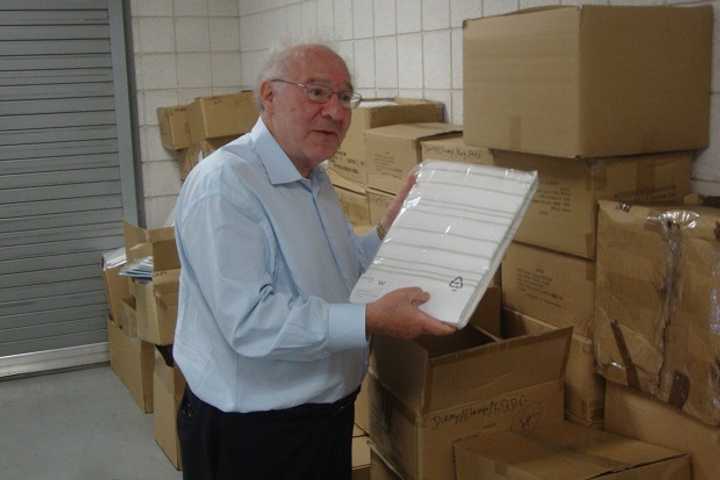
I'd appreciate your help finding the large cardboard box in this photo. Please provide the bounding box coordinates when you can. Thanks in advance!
[180,135,235,181]
[365,123,461,194]
[594,201,720,426]
[153,348,185,470]
[107,316,154,413]
[187,92,258,144]
[352,428,370,480]
[367,188,393,226]
[504,309,605,429]
[101,257,130,326]
[605,383,720,480]
[120,296,138,338]
[420,134,493,165]
[369,447,402,480]
[330,98,444,184]
[124,223,180,346]
[157,105,191,150]
[463,5,712,158]
[502,242,595,338]
[327,167,370,226]
[369,323,571,479]
[454,421,690,480]
[493,150,692,259]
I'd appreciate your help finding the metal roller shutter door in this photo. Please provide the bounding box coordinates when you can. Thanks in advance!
[0,0,138,376]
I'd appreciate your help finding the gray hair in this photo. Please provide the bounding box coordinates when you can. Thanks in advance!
[253,41,350,112]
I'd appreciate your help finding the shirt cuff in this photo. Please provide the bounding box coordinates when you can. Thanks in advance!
[327,303,368,351]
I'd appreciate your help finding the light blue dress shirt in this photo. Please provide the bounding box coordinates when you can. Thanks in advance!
[173,118,381,413]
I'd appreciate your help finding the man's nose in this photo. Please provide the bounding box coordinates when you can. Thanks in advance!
[321,93,349,121]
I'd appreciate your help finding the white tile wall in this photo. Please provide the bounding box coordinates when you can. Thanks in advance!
[423,0,451,31]
[450,0,482,28]
[174,0,208,16]
[422,30,451,89]
[175,17,211,52]
[130,0,720,226]
[375,36,398,88]
[353,0,374,38]
[210,18,240,51]
[397,33,423,89]
[397,0,422,33]
[374,0,395,36]
[142,160,182,197]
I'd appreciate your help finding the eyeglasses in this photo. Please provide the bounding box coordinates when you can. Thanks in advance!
[270,79,362,109]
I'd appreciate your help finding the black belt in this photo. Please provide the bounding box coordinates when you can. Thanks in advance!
[187,386,359,420]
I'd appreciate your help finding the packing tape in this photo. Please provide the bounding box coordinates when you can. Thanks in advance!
[667,370,690,409]
[588,159,607,191]
[609,320,641,390]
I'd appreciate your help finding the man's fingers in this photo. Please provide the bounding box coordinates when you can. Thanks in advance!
[408,289,430,306]
[424,319,456,336]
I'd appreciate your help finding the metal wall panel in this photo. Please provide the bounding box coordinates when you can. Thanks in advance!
[0,0,137,363]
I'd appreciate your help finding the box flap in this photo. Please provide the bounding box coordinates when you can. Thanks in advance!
[426,327,571,412]
[373,322,571,414]
[327,167,367,194]
[455,421,688,480]
[366,123,461,141]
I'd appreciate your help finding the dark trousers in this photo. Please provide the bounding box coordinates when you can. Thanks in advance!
[177,386,357,479]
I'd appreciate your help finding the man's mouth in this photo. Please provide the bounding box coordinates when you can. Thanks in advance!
[313,129,339,140]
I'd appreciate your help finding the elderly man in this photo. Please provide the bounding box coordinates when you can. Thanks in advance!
[173,43,454,479]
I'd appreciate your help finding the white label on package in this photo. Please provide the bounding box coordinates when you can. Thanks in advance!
[350,160,537,328]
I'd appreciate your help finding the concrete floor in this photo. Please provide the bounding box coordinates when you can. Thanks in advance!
[0,364,183,480]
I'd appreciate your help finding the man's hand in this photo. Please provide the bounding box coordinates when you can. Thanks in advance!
[379,172,417,234]
[365,287,456,340]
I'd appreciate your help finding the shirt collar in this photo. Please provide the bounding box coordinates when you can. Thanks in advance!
[250,117,306,186]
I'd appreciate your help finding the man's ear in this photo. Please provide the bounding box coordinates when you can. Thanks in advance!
[259,80,274,113]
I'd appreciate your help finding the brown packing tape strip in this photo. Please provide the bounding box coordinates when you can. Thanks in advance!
[667,370,690,409]
[586,159,607,191]
[609,320,641,390]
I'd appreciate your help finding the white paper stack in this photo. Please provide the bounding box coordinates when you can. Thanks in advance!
[350,160,537,328]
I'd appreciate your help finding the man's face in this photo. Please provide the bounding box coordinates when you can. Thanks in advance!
[262,47,353,176]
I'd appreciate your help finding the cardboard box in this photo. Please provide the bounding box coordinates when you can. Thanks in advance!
[504,309,605,429]
[605,383,720,480]
[107,316,154,413]
[352,431,370,480]
[369,447,402,480]
[493,150,692,259]
[153,348,185,470]
[187,91,258,144]
[102,259,130,325]
[124,223,180,346]
[120,296,138,338]
[367,188,393,226]
[330,98,444,184]
[420,134,493,165]
[157,105,191,151]
[501,242,595,338]
[327,167,370,226]
[180,135,235,181]
[594,201,720,426]
[369,322,571,479]
[365,123,462,194]
[355,375,370,434]
[454,420,690,480]
[463,5,712,158]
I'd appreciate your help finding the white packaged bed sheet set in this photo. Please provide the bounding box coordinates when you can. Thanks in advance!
[350,161,538,329]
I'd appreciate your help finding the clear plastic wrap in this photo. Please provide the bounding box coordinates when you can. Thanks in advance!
[594,200,720,426]
[350,160,538,328]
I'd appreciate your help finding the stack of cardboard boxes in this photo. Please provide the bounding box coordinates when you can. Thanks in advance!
[157,91,259,180]
[365,4,715,479]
